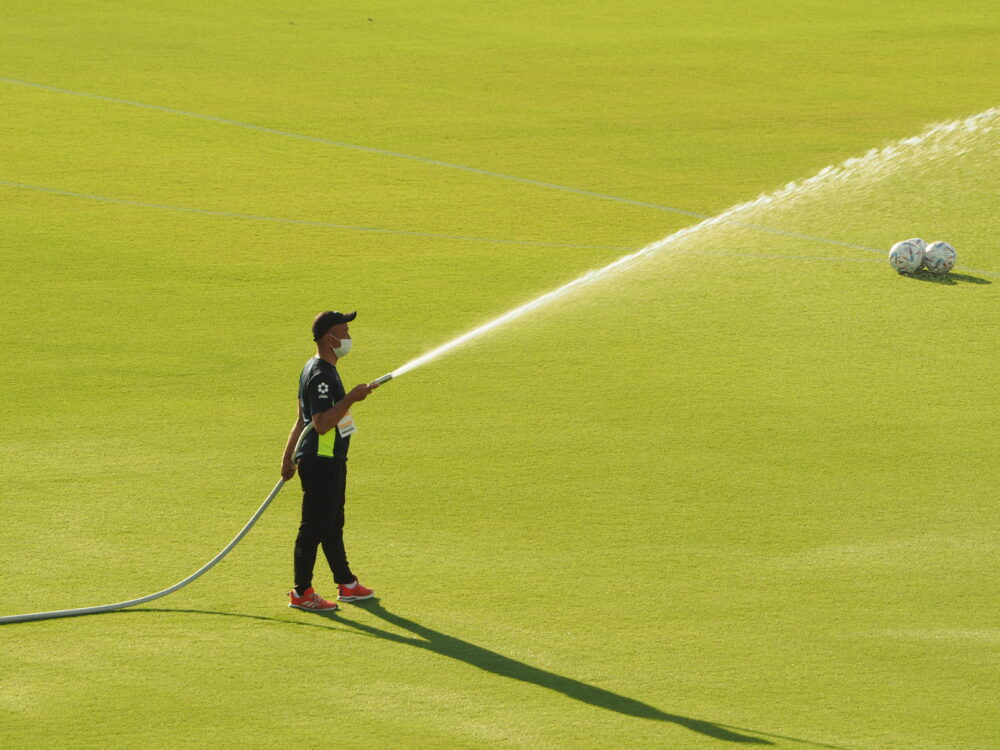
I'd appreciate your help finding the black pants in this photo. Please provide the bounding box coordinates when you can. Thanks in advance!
[295,456,355,591]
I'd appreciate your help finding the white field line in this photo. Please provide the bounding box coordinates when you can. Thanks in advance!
[3,182,996,281]
[0,76,948,258]
[2,177,927,272]
[0,179,627,251]
[0,178,913,271]
[3,78,996,279]
[0,76,708,219]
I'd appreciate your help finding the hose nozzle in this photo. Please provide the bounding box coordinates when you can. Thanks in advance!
[370,373,393,387]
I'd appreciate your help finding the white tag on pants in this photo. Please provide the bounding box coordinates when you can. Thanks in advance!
[337,411,356,438]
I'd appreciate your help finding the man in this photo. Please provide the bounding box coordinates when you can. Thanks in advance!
[280,310,379,612]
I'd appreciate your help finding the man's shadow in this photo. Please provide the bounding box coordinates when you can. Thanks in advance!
[327,598,770,745]
[131,603,853,749]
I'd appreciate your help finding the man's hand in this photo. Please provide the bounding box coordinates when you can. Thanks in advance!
[281,456,297,481]
[348,383,376,403]
[313,383,379,435]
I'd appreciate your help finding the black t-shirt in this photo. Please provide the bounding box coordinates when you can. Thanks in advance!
[296,357,350,460]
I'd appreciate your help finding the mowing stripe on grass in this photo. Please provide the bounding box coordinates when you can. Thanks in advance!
[0,179,880,259]
[0,179,629,250]
[0,78,898,259]
[3,78,996,275]
[0,76,709,219]
[0,77,877,250]
[6,179,972,276]
[3,181,995,281]
[0,77,919,258]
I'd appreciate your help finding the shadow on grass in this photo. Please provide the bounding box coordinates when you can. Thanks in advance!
[130,607,363,634]
[329,599,770,744]
[130,603,854,749]
[903,270,992,285]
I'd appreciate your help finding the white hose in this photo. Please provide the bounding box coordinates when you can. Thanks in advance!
[0,424,314,625]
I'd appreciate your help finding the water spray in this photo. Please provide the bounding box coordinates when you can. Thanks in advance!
[5,105,997,625]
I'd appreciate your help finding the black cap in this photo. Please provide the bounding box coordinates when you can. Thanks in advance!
[312,310,357,341]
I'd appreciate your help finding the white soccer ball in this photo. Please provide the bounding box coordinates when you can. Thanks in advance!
[906,237,928,259]
[923,241,957,274]
[888,239,924,274]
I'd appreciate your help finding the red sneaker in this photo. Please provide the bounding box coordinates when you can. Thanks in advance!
[288,587,339,611]
[337,579,375,602]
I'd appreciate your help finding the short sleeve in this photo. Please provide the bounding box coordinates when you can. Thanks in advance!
[306,374,336,417]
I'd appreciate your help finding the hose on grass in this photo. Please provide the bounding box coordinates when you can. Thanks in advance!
[0,424,316,625]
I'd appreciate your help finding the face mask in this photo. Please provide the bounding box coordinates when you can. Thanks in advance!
[332,337,352,358]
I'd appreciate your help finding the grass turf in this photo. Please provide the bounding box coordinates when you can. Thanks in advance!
[1,2,998,748]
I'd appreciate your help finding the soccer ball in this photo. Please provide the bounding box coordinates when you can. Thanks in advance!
[923,241,957,274]
[906,237,928,256]
[888,239,924,274]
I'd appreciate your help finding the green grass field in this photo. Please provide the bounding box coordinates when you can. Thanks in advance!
[2,2,998,748]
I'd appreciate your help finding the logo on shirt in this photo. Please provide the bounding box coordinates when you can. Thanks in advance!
[317,382,330,399]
